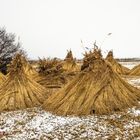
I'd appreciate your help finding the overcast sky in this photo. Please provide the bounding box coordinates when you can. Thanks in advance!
[0,0,140,59]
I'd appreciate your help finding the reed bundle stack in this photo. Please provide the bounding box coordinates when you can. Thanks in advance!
[37,58,66,87]
[63,50,80,72]
[129,64,140,76]
[105,51,130,75]
[43,49,140,116]
[0,54,48,112]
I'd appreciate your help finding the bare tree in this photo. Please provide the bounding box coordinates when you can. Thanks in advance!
[0,27,25,74]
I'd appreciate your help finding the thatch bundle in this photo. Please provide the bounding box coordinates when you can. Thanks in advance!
[38,58,63,74]
[0,54,48,112]
[43,49,140,116]
[81,47,102,70]
[64,49,74,61]
[37,57,68,88]
[20,56,39,78]
[105,51,130,75]
[63,50,80,72]
[129,64,140,76]
[25,63,38,78]
[37,58,80,97]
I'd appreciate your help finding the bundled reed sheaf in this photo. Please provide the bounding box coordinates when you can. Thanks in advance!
[38,58,63,75]
[0,54,48,112]
[105,51,130,75]
[63,50,80,72]
[25,62,39,78]
[81,46,102,70]
[129,64,140,76]
[37,58,66,87]
[43,49,140,116]
[18,56,39,79]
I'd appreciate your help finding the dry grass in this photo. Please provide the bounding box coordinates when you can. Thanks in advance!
[43,50,140,116]
[38,58,63,74]
[37,56,79,89]
[129,64,140,76]
[105,51,130,75]
[62,60,79,72]
[63,50,80,72]
[24,62,39,78]
[0,54,48,112]
[0,72,6,84]
[37,58,66,87]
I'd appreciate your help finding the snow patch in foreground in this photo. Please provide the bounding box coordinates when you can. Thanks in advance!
[0,106,140,140]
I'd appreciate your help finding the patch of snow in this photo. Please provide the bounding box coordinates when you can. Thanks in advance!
[0,106,140,140]
[120,61,140,69]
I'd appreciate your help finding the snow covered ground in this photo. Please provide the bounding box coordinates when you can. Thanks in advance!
[127,78,140,88]
[119,61,140,69]
[0,106,140,140]
[0,62,140,140]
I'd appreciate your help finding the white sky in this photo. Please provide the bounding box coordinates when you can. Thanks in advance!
[0,0,140,59]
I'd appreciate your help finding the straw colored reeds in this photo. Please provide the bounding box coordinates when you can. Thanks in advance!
[43,49,140,116]
[63,50,80,72]
[105,51,130,75]
[129,64,140,76]
[0,72,6,84]
[37,58,66,86]
[0,54,48,112]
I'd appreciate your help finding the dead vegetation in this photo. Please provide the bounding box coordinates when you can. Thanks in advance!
[0,48,140,139]
[0,72,6,84]
[129,64,140,76]
[37,51,79,89]
[43,49,140,116]
[62,50,80,72]
[0,54,48,112]
[37,57,67,87]
[105,51,130,75]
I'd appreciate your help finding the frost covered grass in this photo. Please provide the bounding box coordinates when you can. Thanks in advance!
[0,105,139,140]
